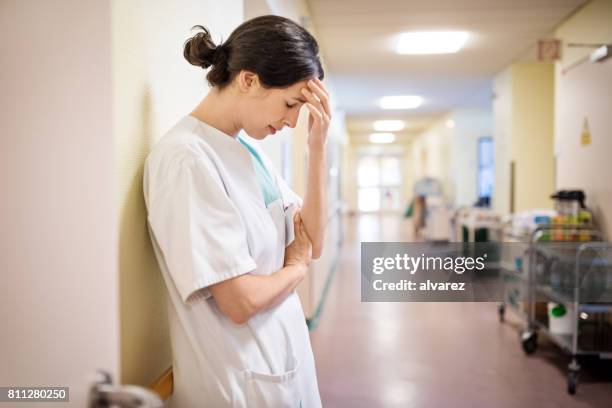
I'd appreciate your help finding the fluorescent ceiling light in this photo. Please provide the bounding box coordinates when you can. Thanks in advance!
[369,133,396,144]
[373,120,405,131]
[446,119,455,128]
[380,95,423,110]
[397,31,468,55]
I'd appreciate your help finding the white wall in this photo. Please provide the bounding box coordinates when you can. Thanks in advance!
[554,0,612,238]
[0,0,118,405]
[492,68,513,215]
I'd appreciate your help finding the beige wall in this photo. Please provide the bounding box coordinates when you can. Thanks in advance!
[0,1,119,404]
[554,0,612,238]
[555,0,612,69]
[511,63,555,212]
[411,128,449,198]
[111,0,243,386]
[493,62,555,215]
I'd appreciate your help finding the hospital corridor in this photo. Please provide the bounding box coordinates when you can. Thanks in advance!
[311,214,612,407]
[2,0,612,407]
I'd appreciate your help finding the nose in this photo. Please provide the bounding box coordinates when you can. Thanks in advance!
[283,108,300,129]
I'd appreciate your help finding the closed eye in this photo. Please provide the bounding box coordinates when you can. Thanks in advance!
[286,102,297,108]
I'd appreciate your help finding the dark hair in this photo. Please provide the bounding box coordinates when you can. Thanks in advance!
[183,15,324,89]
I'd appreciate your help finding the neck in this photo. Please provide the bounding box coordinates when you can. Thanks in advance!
[190,86,242,138]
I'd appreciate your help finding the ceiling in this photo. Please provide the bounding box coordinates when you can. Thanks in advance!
[305,0,587,139]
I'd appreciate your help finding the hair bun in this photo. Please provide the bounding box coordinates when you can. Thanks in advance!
[183,25,218,69]
[212,45,228,65]
[184,16,323,89]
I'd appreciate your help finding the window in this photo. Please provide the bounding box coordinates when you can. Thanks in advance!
[357,155,402,212]
[477,137,494,202]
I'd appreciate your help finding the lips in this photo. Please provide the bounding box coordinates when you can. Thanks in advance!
[268,126,277,135]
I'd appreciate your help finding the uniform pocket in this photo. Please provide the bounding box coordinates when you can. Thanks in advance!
[245,356,301,408]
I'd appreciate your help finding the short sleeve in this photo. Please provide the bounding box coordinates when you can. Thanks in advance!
[146,156,257,303]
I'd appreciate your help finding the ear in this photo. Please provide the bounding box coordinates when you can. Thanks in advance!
[237,70,261,93]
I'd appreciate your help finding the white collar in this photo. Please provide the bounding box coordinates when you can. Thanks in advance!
[184,114,246,154]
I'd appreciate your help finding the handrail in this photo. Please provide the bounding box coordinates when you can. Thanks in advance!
[327,200,344,221]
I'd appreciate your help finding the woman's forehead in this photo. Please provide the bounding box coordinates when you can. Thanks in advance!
[285,79,310,100]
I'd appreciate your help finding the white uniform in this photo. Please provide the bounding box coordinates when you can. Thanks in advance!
[143,115,321,408]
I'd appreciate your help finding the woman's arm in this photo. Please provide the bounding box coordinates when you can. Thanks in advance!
[301,147,327,259]
[299,78,331,259]
[209,264,307,324]
[209,211,312,324]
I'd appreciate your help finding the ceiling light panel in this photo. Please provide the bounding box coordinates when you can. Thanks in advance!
[373,120,405,131]
[369,133,396,144]
[397,31,468,55]
[379,95,423,110]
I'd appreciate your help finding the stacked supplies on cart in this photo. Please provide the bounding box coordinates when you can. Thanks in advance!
[510,189,612,395]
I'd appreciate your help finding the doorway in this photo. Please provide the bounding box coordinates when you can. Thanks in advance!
[357,154,402,212]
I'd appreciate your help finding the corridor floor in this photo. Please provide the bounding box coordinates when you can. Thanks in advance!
[309,214,612,408]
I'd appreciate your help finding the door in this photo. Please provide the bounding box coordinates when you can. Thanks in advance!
[357,154,403,213]
[0,1,121,406]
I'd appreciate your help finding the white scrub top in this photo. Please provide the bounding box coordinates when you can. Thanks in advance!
[143,115,321,408]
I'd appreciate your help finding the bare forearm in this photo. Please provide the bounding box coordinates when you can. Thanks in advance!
[301,147,327,258]
[209,263,307,324]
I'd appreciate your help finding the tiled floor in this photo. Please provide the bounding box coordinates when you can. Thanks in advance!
[309,213,612,407]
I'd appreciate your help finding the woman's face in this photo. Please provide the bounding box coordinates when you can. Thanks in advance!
[239,75,310,139]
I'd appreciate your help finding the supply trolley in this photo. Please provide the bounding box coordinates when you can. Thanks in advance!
[497,219,561,323]
[497,219,531,324]
[518,225,612,395]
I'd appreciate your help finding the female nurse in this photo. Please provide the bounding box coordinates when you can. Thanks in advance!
[144,15,330,408]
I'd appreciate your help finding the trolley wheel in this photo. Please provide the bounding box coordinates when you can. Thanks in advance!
[520,331,538,355]
[498,304,506,323]
[567,370,578,395]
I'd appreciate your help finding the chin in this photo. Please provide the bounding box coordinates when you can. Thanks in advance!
[243,128,267,140]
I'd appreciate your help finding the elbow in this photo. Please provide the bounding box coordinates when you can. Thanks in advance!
[210,277,263,325]
[226,311,250,325]
[224,295,260,325]
[312,241,324,260]
[312,228,326,260]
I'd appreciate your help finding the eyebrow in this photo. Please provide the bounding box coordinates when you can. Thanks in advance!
[294,97,307,103]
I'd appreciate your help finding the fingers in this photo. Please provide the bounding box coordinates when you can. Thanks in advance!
[293,212,302,234]
[301,83,330,123]
[313,77,329,97]
[292,211,311,243]
[308,79,331,119]
[301,87,322,116]
[305,102,323,127]
[293,211,304,236]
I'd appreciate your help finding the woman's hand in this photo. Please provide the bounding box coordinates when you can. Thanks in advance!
[210,210,312,325]
[284,209,312,269]
[301,78,331,152]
